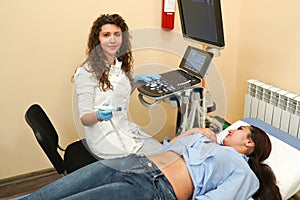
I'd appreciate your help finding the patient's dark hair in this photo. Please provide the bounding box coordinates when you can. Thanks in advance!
[248,126,282,200]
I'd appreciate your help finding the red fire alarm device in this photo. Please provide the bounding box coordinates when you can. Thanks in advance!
[161,0,175,30]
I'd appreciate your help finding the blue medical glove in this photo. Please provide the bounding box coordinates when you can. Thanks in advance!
[96,103,113,121]
[134,74,161,83]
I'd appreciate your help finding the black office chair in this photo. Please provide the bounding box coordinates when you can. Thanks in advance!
[25,104,98,175]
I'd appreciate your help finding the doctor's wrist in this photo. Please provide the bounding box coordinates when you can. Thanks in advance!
[96,113,103,122]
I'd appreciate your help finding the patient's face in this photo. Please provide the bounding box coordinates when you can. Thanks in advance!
[222,126,253,152]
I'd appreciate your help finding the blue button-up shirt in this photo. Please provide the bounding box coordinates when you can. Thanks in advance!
[162,133,259,200]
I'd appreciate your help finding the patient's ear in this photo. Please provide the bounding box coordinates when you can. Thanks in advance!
[245,139,255,148]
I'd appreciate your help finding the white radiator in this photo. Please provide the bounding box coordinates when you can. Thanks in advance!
[244,79,300,139]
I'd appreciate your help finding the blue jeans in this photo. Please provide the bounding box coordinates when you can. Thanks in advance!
[23,154,177,200]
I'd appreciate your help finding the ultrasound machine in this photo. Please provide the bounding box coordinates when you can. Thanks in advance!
[137,46,221,133]
[137,0,225,134]
[137,46,213,101]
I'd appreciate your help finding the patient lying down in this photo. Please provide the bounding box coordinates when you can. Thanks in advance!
[22,126,281,200]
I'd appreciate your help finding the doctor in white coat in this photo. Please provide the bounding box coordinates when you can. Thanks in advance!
[74,14,162,159]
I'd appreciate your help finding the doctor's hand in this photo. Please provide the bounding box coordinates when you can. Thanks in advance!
[96,103,113,121]
[134,74,161,83]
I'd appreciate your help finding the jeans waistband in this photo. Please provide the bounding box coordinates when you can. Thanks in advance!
[136,154,160,172]
[132,154,177,200]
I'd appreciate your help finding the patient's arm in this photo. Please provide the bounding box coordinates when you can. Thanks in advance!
[194,169,259,200]
[169,128,217,144]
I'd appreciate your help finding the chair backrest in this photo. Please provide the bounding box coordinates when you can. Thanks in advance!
[25,104,66,175]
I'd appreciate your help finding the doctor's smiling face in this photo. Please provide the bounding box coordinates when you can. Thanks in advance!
[99,24,122,64]
[222,126,256,155]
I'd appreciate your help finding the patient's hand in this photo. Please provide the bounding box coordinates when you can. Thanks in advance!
[170,128,217,144]
[199,128,218,143]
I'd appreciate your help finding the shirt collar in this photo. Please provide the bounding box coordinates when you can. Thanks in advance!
[223,146,250,162]
[104,57,122,68]
[108,58,123,76]
[112,57,122,70]
[241,154,249,162]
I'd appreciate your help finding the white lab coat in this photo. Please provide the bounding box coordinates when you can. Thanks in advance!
[75,59,161,159]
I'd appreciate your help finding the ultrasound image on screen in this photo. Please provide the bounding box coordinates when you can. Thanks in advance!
[179,46,214,79]
[186,1,217,43]
[177,0,224,48]
[185,49,206,73]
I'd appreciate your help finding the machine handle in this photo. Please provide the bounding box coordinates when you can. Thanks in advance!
[138,93,162,108]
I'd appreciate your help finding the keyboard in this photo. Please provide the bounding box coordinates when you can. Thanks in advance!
[137,69,201,98]
[137,46,213,100]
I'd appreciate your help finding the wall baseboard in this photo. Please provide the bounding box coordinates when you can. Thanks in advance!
[0,168,61,199]
[0,168,57,187]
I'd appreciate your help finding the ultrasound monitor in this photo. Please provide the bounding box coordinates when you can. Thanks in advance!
[177,0,225,51]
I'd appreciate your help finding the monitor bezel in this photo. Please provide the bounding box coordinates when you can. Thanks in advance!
[177,0,225,50]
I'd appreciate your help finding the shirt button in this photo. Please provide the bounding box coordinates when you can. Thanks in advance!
[148,162,152,167]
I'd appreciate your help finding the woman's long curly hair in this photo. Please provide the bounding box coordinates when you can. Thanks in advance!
[81,14,134,91]
[248,126,282,200]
